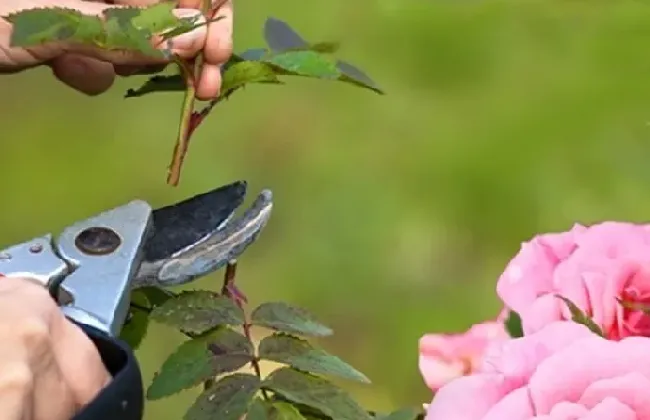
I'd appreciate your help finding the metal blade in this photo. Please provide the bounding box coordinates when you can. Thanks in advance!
[132,183,273,288]
[142,180,247,261]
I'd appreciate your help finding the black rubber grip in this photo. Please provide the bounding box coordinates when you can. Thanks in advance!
[71,324,144,420]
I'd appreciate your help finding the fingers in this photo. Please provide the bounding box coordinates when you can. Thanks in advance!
[50,54,115,96]
[196,63,223,100]
[66,0,230,100]
[197,0,233,100]
[52,318,110,408]
[116,0,233,100]
[177,0,202,10]
[110,0,160,5]
[49,6,208,65]
[0,278,108,418]
[0,342,33,420]
[0,279,74,420]
[25,0,231,99]
[203,0,233,65]
[29,331,76,420]
[13,1,208,67]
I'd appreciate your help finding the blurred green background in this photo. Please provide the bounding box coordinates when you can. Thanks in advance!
[4,0,650,417]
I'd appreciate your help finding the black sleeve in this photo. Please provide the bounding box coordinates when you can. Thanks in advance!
[71,324,144,420]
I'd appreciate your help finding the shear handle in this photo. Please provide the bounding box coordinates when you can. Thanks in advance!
[56,199,153,337]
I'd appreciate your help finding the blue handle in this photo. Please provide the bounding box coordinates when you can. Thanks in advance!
[72,324,144,420]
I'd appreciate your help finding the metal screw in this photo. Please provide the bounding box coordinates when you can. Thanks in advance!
[29,243,43,253]
[75,227,122,255]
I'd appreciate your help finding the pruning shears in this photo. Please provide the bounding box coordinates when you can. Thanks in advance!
[0,180,273,420]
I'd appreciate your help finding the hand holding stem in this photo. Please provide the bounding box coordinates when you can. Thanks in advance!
[168,0,233,186]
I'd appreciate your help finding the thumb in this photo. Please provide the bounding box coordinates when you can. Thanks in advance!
[13,1,207,66]
[50,53,116,96]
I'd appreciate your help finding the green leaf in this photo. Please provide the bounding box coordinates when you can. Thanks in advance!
[4,7,102,47]
[246,398,270,420]
[238,48,269,61]
[119,290,153,349]
[127,2,183,33]
[259,333,370,383]
[262,367,372,420]
[504,310,523,338]
[264,50,340,79]
[119,287,175,348]
[246,399,308,420]
[264,17,308,52]
[335,60,384,94]
[147,327,254,400]
[262,17,339,55]
[184,373,260,420]
[103,6,141,28]
[150,291,245,334]
[617,297,650,314]
[556,295,605,337]
[221,61,282,95]
[251,302,333,337]
[137,286,176,307]
[5,3,207,58]
[160,14,225,41]
[309,42,340,54]
[124,74,186,98]
[375,408,422,420]
[102,7,161,57]
[268,402,307,420]
[106,2,211,41]
[120,309,149,349]
[265,395,341,420]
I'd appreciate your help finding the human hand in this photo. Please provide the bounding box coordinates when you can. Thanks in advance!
[0,276,110,420]
[0,0,232,99]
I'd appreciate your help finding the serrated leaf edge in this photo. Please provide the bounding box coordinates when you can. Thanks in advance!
[258,333,371,383]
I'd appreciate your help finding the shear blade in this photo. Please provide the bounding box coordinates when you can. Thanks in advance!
[143,180,247,261]
[132,181,273,288]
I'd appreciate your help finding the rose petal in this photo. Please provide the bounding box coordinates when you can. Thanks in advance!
[419,322,510,389]
[494,221,650,340]
[574,222,650,256]
[419,352,465,390]
[483,322,591,383]
[548,401,589,418]
[520,293,564,335]
[424,374,517,420]
[419,334,461,360]
[581,397,636,420]
[483,386,534,420]
[528,335,650,414]
[579,372,650,417]
[496,239,559,313]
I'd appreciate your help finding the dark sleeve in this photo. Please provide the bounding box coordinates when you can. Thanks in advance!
[71,324,144,420]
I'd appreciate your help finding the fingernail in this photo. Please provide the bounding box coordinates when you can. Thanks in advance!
[169,9,206,52]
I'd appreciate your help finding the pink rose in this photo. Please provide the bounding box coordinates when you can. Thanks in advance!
[496,222,650,339]
[419,319,509,391]
[425,321,650,419]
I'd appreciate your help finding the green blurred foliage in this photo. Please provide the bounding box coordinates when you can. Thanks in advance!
[3,0,650,417]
